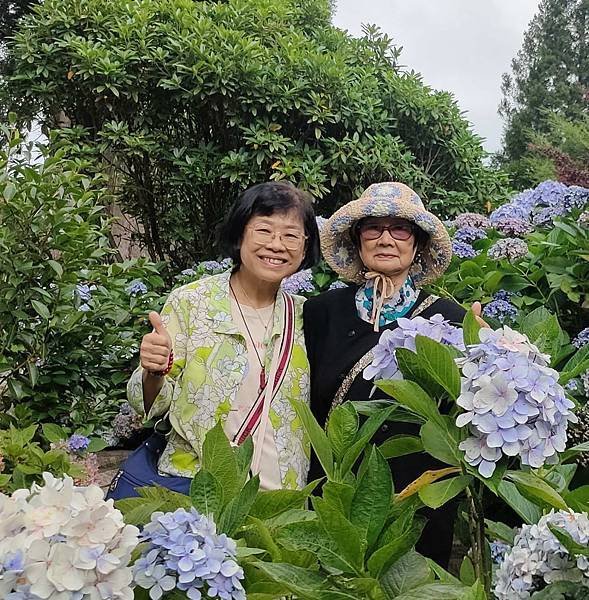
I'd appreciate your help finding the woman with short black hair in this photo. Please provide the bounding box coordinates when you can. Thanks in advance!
[125,181,320,492]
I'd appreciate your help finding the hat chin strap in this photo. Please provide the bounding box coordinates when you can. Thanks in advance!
[364,271,397,333]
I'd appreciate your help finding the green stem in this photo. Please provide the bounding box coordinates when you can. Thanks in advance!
[465,481,492,596]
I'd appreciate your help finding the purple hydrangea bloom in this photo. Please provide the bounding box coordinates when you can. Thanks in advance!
[487,238,528,261]
[134,508,246,600]
[199,260,223,273]
[453,213,491,229]
[126,280,148,296]
[492,217,534,237]
[66,434,90,453]
[364,314,465,382]
[452,240,478,259]
[180,268,197,277]
[489,540,510,565]
[565,378,581,393]
[281,269,315,294]
[493,290,514,302]
[329,280,348,290]
[483,299,518,323]
[456,327,577,477]
[453,226,487,244]
[75,283,94,302]
[573,327,589,349]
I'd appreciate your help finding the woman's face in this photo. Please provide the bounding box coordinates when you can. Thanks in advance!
[239,209,306,284]
[357,217,417,278]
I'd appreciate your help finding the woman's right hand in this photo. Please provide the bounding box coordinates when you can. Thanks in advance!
[140,311,172,372]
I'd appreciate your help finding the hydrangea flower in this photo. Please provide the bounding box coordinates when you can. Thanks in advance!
[453,226,487,244]
[581,370,589,397]
[0,473,139,599]
[487,238,528,261]
[134,507,246,600]
[127,279,148,296]
[579,211,589,227]
[180,268,197,277]
[452,240,478,259]
[453,213,491,229]
[494,510,589,599]
[281,269,315,294]
[492,217,534,237]
[565,378,581,393]
[364,314,465,382]
[482,297,518,323]
[489,540,511,564]
[329,280,348,290]
[75,283,95,302]
[456,327,577,477]
[102,402,144,447]
[66,434,90,454]
[573,327,589,349]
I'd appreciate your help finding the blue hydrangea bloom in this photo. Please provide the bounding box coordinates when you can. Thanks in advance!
[66,434,90,453]
[453,226,487,244]
[489,540,510,564]
[281,269,315,294]
[573,327,589,349]
[134,508,246,600]
[452,240,478,259]
[487,238,528,261]
[453,213,491,229]
[127,280,148,296]
[483,299,518,323]
[329,280,348,290]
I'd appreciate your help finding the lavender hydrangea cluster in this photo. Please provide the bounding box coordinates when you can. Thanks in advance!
[573,327,589,349]
[134,507,245,600]
[492,217,534,238]
[364,314,465,382]
[452,240,478,259]
[453,212,491,229]
[489,540,511,565]
[456,327,577,477]
[75,283,96,312]
[329,280,348,290]
[198,259,232,274]
[494,510,589,599]
[453,226,487,244]
[127,279,148,296]
[102,402,144,447]
[281,269,315,294]
[66,434,90,453]
[487,238,528,261]
[580,211,589,227]
[482,290,518,323]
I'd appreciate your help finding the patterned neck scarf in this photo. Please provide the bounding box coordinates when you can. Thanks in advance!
[355,276,418,330]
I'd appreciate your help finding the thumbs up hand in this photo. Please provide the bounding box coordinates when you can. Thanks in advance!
[140,311,173,372]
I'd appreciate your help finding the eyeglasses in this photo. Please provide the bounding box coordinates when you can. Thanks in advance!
[357,222,415,241]
[248,226,308,251]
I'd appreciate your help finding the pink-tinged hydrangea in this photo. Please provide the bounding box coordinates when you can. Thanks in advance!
[494,510,589,599]
[0,473,139,599]
[487,238,528,261]
[456,327,577,477]
[453,213,491,229]
[134,507,246,600]
[364,314,465,382]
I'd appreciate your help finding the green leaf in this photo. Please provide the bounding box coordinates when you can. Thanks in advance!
[42,423,67,443]
[393,583,474,600]
[379,551,432,596]
[418,475,471,509]
[3,182,16,201]
[350,447,392,547]
[395,348,445,398]
[189,470,223,519]
[497,480,543,524]
[322,481,355,517]
[116,486,191,525]
[484,519,517,544]
[560,441,589,463]
[87,437,108,452]
[217,475,259,536]
[31,299,51,320]
[547,524,589,557]
[507,471,568,510]
[47,259,63,278]
[459,556,476,586]
[235,435,254,487]
[379,435,424,459]
[250,480,318,520]
[201,421,239,504]
[292,399,333,478]
[375,380,442,426]
[327,403,359,463]
[414,335,461,400]
[462,308,481,346]
[420,418,463,466]
[565,485,589,512]
[559,344,589,383]
[312,496,366,574]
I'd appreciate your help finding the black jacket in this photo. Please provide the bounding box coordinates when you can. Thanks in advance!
[303,284,466,566]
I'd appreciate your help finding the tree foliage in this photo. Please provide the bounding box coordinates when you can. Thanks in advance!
[2,0,506,266]
[499,0,588,164]
[0,0,40,46]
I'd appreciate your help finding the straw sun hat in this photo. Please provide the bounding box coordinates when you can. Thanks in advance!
[320,182,453,286]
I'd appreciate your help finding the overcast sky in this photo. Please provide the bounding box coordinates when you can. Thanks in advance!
[333,0,540,154]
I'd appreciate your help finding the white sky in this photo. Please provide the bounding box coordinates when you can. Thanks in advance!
[333,0,540,153]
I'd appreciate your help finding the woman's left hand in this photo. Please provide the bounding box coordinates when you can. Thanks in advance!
[471,302,490,328]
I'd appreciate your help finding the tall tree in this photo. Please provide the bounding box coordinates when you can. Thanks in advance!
[0,0,40,45]
[499,0,588,163]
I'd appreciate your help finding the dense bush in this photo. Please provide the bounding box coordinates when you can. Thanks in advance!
[1,0,507,266]
[0,120,166,431]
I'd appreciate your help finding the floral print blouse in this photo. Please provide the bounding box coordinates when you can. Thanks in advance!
[127,270,311,490]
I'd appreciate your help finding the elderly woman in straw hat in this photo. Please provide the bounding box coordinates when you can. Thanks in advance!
[304,181,482,566]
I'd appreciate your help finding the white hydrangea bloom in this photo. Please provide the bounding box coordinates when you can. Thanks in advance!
[0,472,139,599]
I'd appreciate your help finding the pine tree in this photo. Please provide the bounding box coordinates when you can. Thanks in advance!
[499,0,588,163]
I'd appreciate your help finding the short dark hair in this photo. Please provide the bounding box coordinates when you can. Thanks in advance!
[219,181,320,270]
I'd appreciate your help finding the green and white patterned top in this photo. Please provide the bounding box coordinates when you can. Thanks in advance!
[127,270,311,489]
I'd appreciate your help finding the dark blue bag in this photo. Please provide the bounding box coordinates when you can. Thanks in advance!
[106,430,191,500]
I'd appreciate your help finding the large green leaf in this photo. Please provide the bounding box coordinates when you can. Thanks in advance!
[189,470,223,520]
[322,481,355,518]
[547,525,589,557]
[217,474,259,536]
[249,480,318,520]
[497,480,542,524]
[201,421,239,504]
[414,335,461,400]
[418,475,471,509]
[235,435,254,488]
[327,403,359,463]
[116,486,191,525]
[312,496,366,574]
[559,343,589,383]
[375,379,442,426]
[420,418,463,466]
[395,348,445,398]
[507,471,568,510]
[379,435,424,459]
[462,308,481,347]
[379,551,432,596]
[393,583,475,600]
[292,399,334,478]
[565,485,589,512]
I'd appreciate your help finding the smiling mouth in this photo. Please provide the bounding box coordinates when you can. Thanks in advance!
[259,256,288,265]
[375,254,399,259]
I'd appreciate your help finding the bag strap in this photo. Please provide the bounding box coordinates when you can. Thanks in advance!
[329,294,440,416]
[233,292,296,446]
